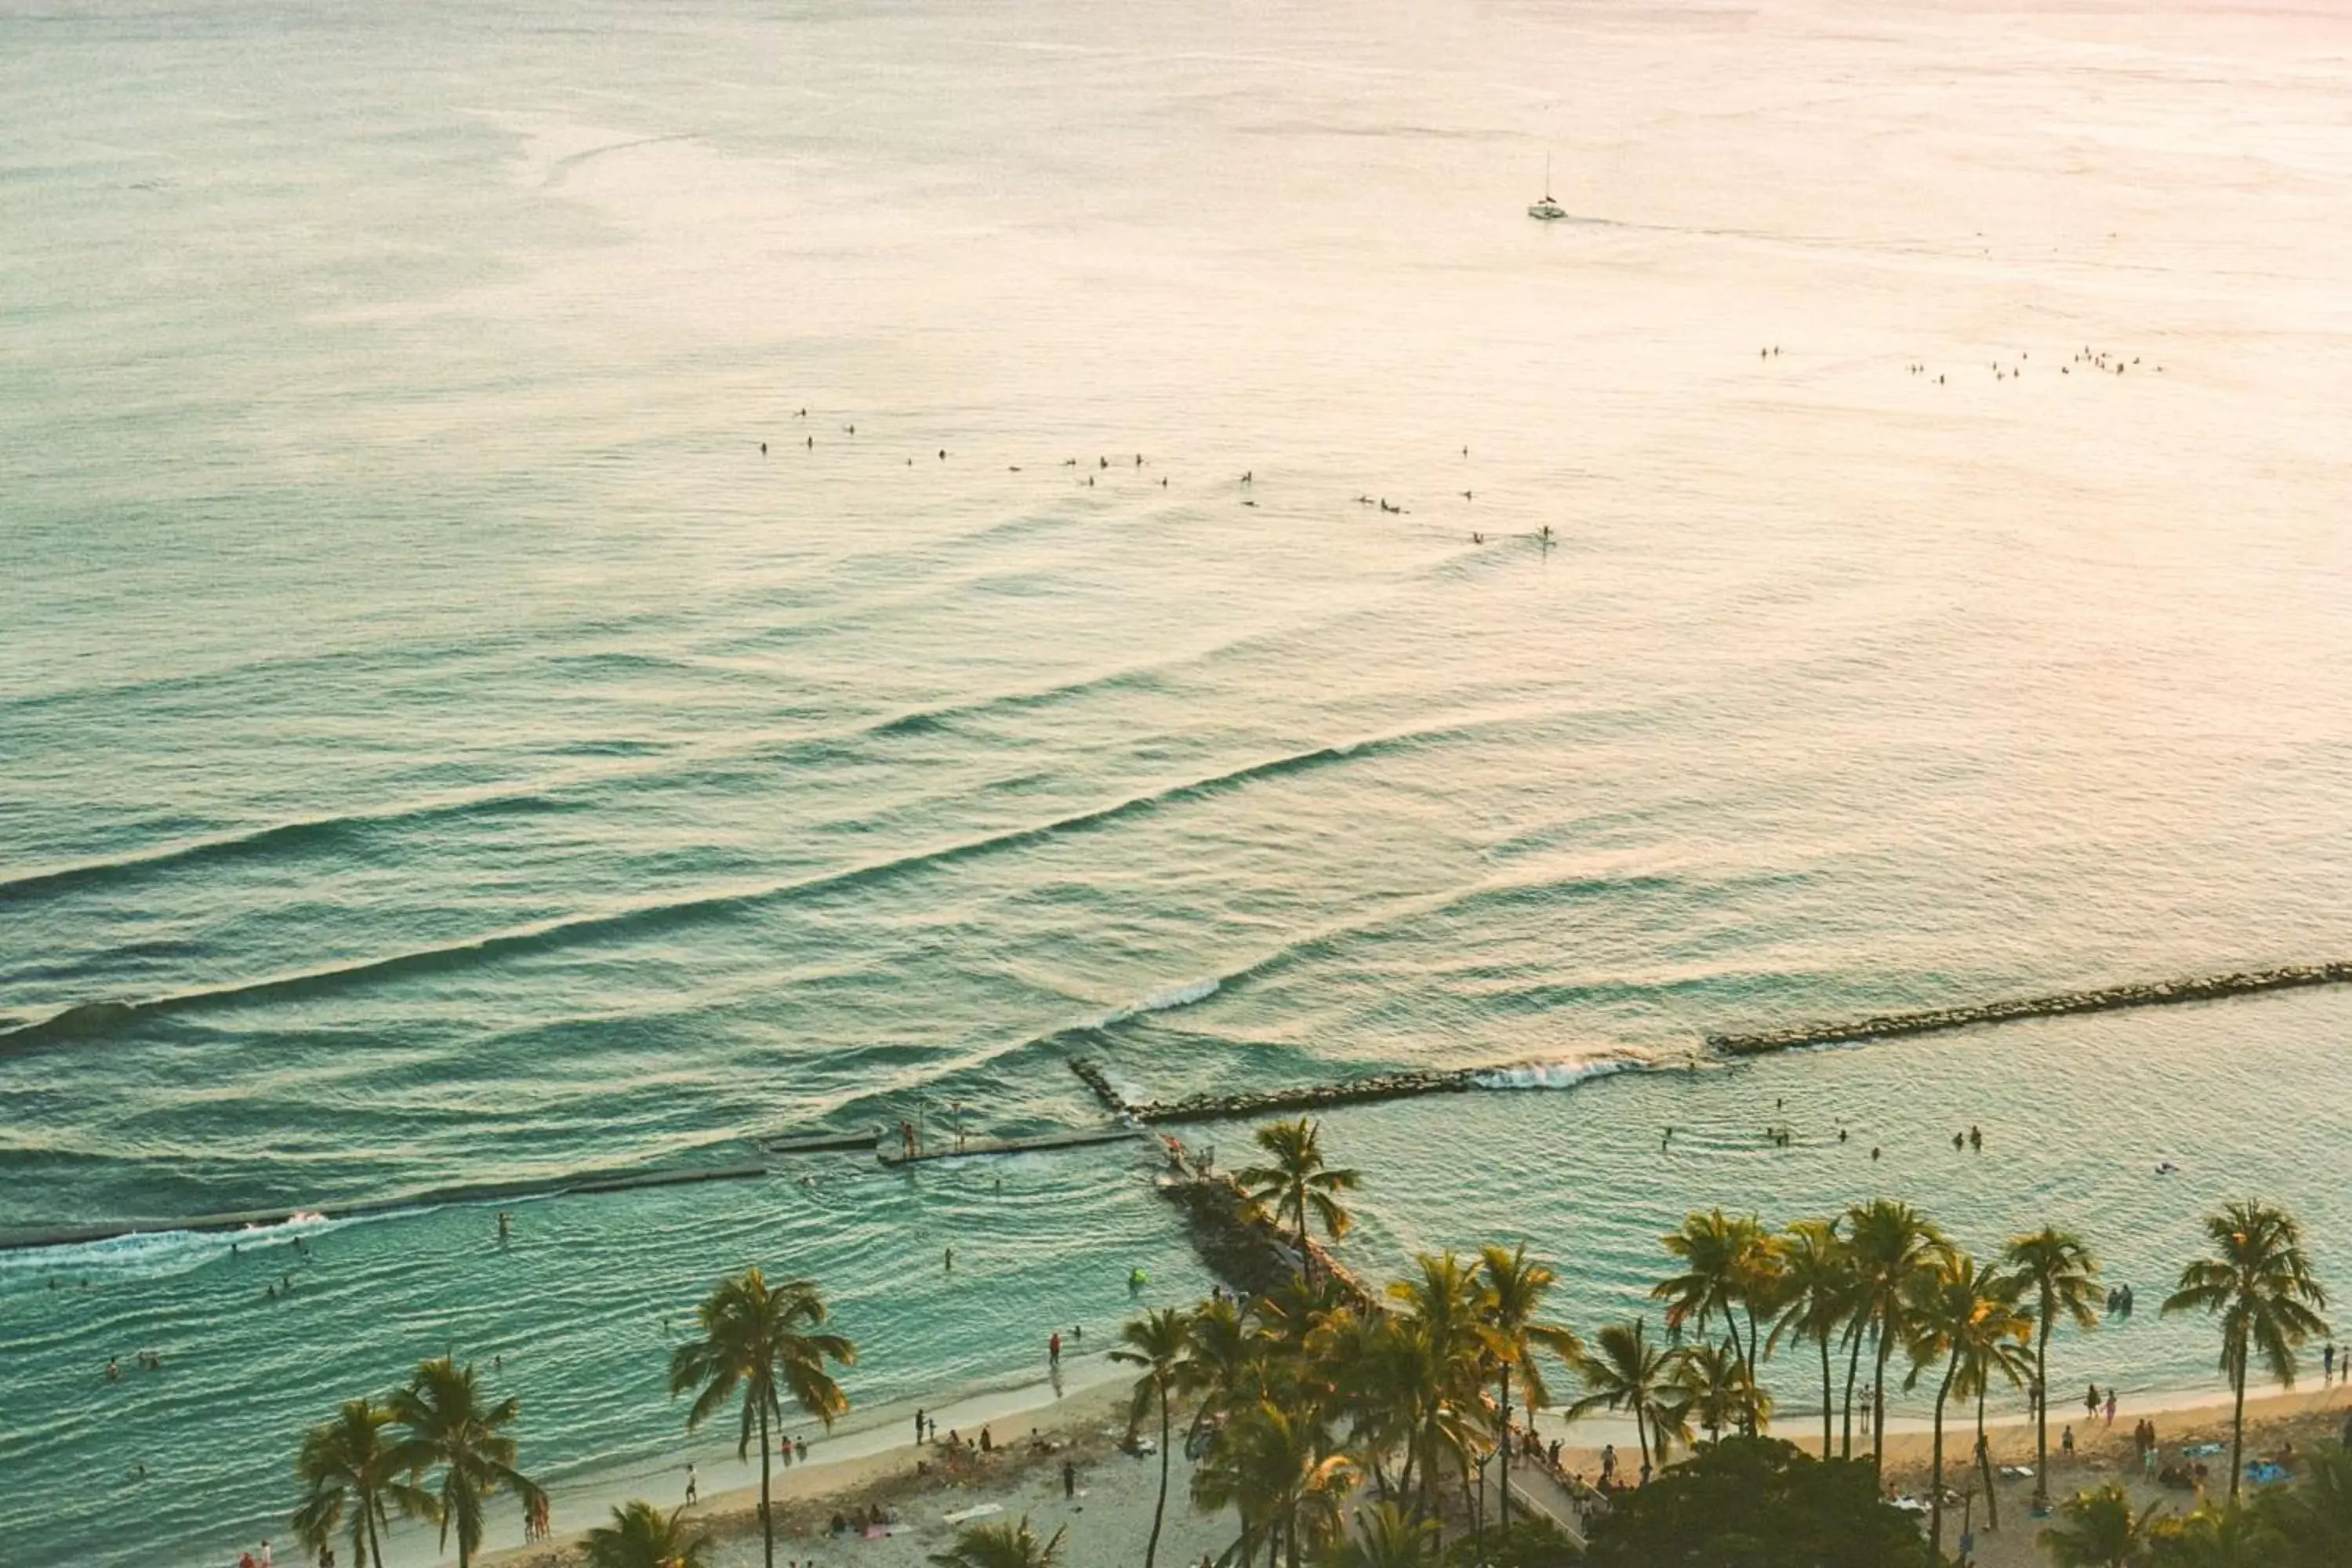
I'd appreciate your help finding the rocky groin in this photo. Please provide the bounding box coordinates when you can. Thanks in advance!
[1149,1151,1374,1308]
[1067,1058,1479,1126]
[1708,963,2352,1055]
[1066,1055,1130,1116]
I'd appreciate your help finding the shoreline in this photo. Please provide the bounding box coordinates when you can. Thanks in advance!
[451,1346,2352,1568]
[458,1357,1139,1568]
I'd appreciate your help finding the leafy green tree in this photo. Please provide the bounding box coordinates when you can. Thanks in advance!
[1579,1436,1933,1567]
[1900,1252,2027,1559]
[927,1514,1067,1568]
[583,1501,713,1568]
[1766,1217,1853,1460]
[291,1398,431,1568]
[668,1269,855,1568]
[1475,1243,1582,1528]
[1238,1118,1362,1280]
[385,1357,543,1568]
[1114,1305,1192,1568]
[2161,1202,2331,1501]
[2004,1227,2101,1507]
[2042,1483,2161,1566]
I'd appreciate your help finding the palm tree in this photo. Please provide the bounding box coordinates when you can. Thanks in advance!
[927,1515,1067,1568]
[2005,1227,2101,1507]
[1237,1118,1361,1280]
[1902,1253,2030,1559]
[1954,1290,2034,1535]
[1194,1401,1357,1568]
[1671,1338,1768,1443]
[584,1501,713,1568]
[1653,1210,1767,1388]
[1475,1243,1583,1528]
[1843,1199,1951,1475]
[1766,1218,1853,1460]
[1114,1306,1191,1568]
[2251,1443,2352,1566]
[1319,1500,1440,1567]
[292,1398,431,1568]
[2042,1483,2159,1567]
[2146,1503,2274,1567]
[384,1357,543,1568]
[2161,1201,2331,1501]
[1181,1294,1274,1449]
[1566,1319,1678,1480]
[669,1269,857,1568]
[1387,1252,1488,1521]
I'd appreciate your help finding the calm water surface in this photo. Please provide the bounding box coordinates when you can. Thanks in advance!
[5,0,2351,1562]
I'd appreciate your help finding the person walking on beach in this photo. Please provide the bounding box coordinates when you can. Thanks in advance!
[796,1437,808,1463]
[915,1408,927,1446]
[2061,1425,2075,1461]
[2327,1343,2337,1384]
[2085,1383,2100,1421]
[684,1464,699,1504]
[1062,1459,1076,1499]
[2104,1389,2117,1426]
[1049,1330,1062,1367]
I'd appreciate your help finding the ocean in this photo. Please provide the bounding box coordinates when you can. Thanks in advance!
[4,0,2351,1562]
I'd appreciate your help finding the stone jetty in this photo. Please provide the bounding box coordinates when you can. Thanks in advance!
[1067,1057,1475,1125]
[1708,962,2352,1055]
[1065,1055,1131,1116]
[1148,1139,1374,1308]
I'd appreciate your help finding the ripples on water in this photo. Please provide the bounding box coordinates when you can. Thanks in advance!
[5,0,2352,1560]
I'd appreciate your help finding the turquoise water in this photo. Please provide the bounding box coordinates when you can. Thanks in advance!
[6,0,2352,1562]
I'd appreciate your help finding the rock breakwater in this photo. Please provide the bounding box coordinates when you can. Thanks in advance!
[1065,1058,1477,1125]
[1708,962,2352,1055]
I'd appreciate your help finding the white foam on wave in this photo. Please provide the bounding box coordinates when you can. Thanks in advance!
[1099,976,1221,1026]
[0,1210,351,1289]
[1471,1051,1654,1091]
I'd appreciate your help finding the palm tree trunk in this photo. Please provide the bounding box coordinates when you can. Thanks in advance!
[1841,1319,1867,1460]
[2228,1339,2247,1504]
[365,1508,385,1568]
[758,1399,775,1568]
[1976,1378,1999,1531]
[1146,1387,1171,1568]
[1633,1403,1652,1479]
[2034,1305,2053,1506]
[1871,1318,1896,1477]
[1819,1333,1835,1459]
[1742,1306,1762,1431]
[1929,1353,1958,1559]
[1497,1366,1513,1528]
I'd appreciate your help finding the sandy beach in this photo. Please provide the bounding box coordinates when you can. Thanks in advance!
[478,1362,2352,1568]
[484,1373,1234,1568]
